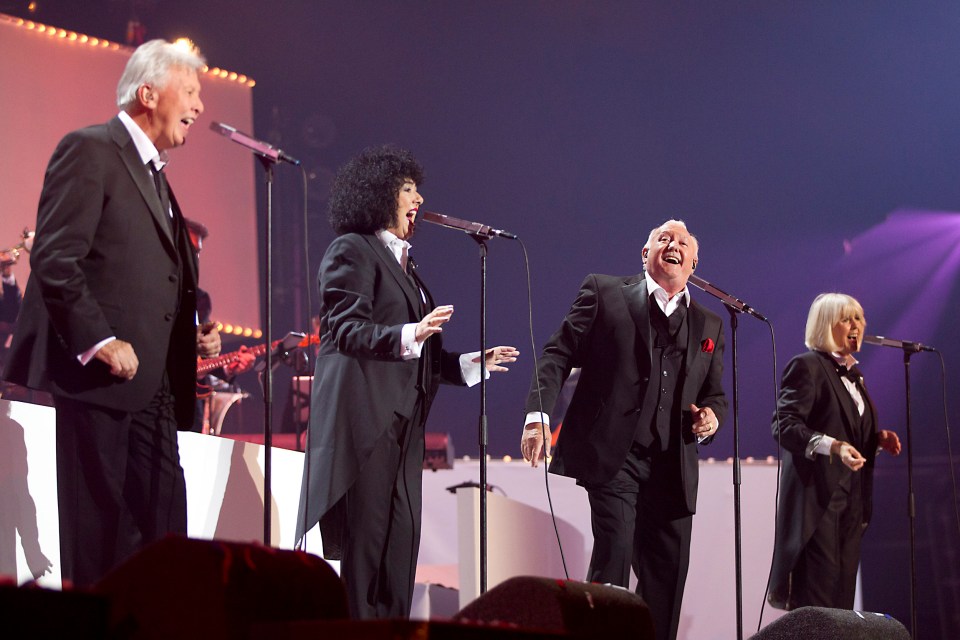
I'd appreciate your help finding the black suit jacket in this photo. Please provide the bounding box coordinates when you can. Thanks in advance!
[526,274,727,516]
[5,117,199,426]
[768,350,879,607]
[0,279,22,351]
[295,233,465,548]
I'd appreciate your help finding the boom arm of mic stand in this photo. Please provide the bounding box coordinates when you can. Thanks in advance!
[688,274,768,322]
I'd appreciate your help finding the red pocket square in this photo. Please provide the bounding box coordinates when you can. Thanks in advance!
[701,338,715,353]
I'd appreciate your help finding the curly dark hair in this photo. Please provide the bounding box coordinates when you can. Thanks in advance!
[327,145,425,235]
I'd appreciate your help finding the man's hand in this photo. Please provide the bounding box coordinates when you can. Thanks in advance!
[415,305,454,343]
[95,339,139,380]
[831,439,866,471]
[224,344,256,377]
[472,346,520,373]
[521,422,551,468]
[878,429,902,456]
[197,321,221,358]
[689,403,718,439]
[0,251,14,278]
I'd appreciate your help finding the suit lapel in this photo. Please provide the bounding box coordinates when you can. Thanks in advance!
[860,375,877,433]
[108,117,177,252]
[169,188,198,284]
[815,353,859,438]
[410,267,434,311]
[362,235,422,318]
[622,276,652,365]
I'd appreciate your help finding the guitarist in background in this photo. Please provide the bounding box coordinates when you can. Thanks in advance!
[0,247,23,385]
[185,218,255,432]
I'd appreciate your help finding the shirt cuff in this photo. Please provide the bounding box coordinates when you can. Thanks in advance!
[459,351,490,387]
[524,411,550,427]
[1,274,15,286]
[695,414,719,444]
[807,433,836,459]
[400,323,423,360]
[79,336,116,366]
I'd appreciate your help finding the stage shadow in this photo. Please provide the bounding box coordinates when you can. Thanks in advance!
[0,403,52,581]
[213,440,282,545]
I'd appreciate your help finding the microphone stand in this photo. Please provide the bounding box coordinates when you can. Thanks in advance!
[211,121,300,546]
[687,274,766,640]
[863,335,931,639]
[902,350,918,639]
[469,234,490,594]
[258,156,276,546]
[725,305,744,640]
[419,211,516,595]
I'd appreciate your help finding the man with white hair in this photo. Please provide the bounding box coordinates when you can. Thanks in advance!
[5,39,220,586]
[521,219,727,640]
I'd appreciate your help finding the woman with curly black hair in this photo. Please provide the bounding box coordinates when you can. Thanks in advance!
[295,145,518,619]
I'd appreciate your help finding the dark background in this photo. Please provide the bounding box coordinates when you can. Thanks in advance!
[4,1,959,635]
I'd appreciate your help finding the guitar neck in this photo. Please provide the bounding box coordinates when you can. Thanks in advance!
[197,339,277,377]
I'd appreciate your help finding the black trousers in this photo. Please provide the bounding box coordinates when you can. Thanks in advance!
[54,375,187,588]
[790,475,866,609]
[582,445,692,640]
[339,400,425,619]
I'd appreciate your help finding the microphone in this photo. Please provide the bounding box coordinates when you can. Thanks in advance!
[862,335,936,353]
[687,274,768,322]
[444,481,496,494]
[209,121,300,166]
[420,211,517,239]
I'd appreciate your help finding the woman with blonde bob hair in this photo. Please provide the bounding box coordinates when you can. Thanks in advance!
[804,293,866,353]
[768,292,901,610]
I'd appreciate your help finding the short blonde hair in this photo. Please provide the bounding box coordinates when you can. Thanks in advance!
[804,293,866,352]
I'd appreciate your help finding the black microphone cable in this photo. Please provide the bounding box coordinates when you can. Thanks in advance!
[933,351,960,546]
[519,237,570,580]
[296,161,314,553]
[757,319,781,634]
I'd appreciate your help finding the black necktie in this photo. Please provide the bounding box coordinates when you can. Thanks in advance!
[667,302,687,336]
[406,256,427,316]
[652,295,686,337]
[150,163,173,232]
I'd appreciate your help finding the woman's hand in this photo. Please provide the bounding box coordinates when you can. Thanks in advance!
[415,305,454,343]
[878,429,902,456]
[831,439,866,471]
[473,346,519,372]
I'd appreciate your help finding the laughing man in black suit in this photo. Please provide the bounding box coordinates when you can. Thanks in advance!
[5,40,220,587]
[521,219,727,640]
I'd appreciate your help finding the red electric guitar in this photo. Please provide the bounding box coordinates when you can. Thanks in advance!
[196,332,319,379]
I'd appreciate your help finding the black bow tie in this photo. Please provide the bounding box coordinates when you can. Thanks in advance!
[837,365,862,384]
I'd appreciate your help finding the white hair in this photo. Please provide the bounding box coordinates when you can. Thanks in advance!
[116,39,205,109]
[804,293,866,352]
[642,218,699,265]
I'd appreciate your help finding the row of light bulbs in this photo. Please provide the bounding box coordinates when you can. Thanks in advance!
[2,12,261,337]
[217,324,263,339]
[2,14,255,87]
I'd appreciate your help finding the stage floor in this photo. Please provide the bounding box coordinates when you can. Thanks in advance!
[2,398,791,638]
